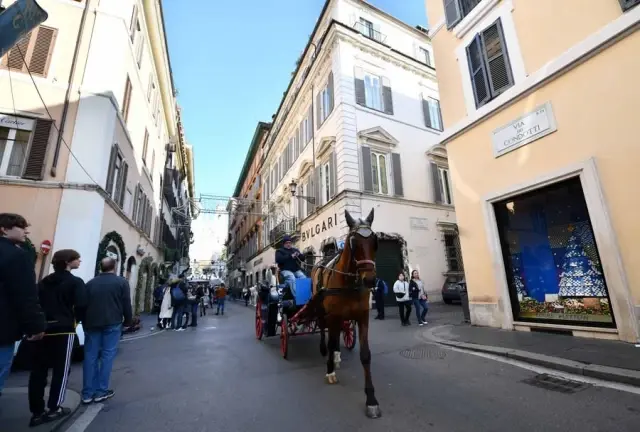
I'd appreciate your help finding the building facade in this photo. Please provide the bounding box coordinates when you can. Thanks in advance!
[426,0,640,341]
[0,0,195,311]
[234,0,461,303]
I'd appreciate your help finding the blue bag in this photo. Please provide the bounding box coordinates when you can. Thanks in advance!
[171,286,185,302]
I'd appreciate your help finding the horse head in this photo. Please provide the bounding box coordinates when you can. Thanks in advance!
[344,208,378,288]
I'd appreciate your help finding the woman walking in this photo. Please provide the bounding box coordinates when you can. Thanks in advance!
[393,272,412,326]
[158,284,173,329]
[409,270,429,326]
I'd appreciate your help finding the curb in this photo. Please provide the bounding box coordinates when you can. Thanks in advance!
[0,387,82,432]
[422,326,640,388]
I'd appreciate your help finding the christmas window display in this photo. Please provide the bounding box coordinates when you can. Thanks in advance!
[495,178,613,326]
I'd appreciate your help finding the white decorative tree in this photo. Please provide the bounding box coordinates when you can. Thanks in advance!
[558,229,606,297]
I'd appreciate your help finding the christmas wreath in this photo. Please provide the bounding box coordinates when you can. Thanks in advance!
[95,231,126,276]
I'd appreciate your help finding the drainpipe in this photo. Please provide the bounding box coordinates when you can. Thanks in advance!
[50,0,91,177]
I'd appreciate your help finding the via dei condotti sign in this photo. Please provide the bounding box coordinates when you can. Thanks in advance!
[301,213,339,242]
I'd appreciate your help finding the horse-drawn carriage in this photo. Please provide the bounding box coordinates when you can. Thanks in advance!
[255,236,356,359]
[255,209,382,419]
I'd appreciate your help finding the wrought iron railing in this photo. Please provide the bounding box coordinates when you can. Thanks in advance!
[269,217,299,245]
[353,21,387,44]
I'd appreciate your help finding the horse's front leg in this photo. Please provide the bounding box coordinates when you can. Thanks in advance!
[325,321,340,384]
[358,315,381,418]
[334,326,342,369]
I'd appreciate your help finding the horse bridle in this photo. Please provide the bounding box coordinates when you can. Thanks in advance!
[347,223,378,276]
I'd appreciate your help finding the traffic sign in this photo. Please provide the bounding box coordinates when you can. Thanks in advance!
[40,239,51,255]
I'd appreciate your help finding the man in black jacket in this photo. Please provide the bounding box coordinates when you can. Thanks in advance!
[28,249,86,426]
[81,258,132,405]
[275,235,305,297]
[0,213,45,396]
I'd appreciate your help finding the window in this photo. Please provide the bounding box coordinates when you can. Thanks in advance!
[106,144,128,208]
[136,37,144,68]
[430,162,453,205]
[122,76,133,123]
[419,47,432,66]
[444,0,482,29]
[370,152,389,195]
[443,231,463,273]
[316,72,334,126]
[129,5,140,42]
[321,161,331,204]
[439,166,453,205]
[147,75,154,101]
[620,0,640,11]
[150,150,155,180]
[1,26,57,78]
[354,68,394,115]
[422,96,443,131]
[357,18,383,42]
[0,127,31,176]
[142,129,149,165]
[466,19,513,108]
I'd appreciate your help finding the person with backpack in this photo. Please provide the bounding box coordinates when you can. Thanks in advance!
[373,277,388,320]
[169,278,187,331]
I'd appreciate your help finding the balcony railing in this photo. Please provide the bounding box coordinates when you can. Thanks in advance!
[269,217,299,245]
[353,21,387,44]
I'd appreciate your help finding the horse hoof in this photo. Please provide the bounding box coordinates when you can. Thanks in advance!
[325,372,339,384]
[365,405,382,419]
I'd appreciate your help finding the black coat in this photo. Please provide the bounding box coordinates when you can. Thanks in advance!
[38,270,86,335]
[82,273,133,330]
[275,247,302,273]
[0,237,45,345]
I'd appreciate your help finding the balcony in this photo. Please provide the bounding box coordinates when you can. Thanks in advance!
[269,217,299,245]
[353,21,387,45]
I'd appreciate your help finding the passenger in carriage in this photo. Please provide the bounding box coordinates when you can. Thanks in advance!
[275,235,305,297]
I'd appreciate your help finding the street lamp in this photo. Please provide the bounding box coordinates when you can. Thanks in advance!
[289,179,316,204]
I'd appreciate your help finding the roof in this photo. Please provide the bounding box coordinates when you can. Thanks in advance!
[232,122,272,198]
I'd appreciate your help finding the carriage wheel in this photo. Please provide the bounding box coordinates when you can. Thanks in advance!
[255,299,263,340]
[280,315,289,359]
[342,320,357,350]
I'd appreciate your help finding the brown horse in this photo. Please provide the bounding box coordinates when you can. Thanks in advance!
[310,208,381,418]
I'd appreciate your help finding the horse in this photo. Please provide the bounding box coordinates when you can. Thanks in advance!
[310,208,380,418]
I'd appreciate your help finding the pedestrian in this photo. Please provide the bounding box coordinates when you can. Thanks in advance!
[393,272,412,326]
[158,284,173,329]
[373,277,388,320]
[409,270,429,326]
[81,257,132,404]
[28,249,85,427]
[243,286,250,307]
[198,284,207,317]
[187,286,199,327]
[215,283,227,316]
[0,213,46,396]
[153,280,166,327]
[169,278,187,331]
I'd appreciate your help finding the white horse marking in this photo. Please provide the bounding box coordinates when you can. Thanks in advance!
[334,351,342,369]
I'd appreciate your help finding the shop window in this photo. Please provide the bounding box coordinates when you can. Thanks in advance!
[494,177,614,327]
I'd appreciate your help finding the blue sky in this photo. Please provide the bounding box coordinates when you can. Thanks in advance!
[163,0,427,197]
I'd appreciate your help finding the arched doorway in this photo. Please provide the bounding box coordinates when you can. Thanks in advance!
[134,257,153,314]
[125,256,137,300]
[105,245,121,275]
[95,231,126,276]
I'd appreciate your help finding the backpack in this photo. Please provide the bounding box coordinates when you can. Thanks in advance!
[171,286,185,302]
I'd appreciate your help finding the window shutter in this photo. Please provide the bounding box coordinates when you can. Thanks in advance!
[382,76,394,115]
[307,105,313,141]
[315,91,322,128]
[466,35,491,108]
[354,67,366,106]
[430,162,443,204]
[298,187,304,220]
[142,129,149,164]
[104,144,118,194]
[315,166,322,206]
[444,0,462,29]
[620,0,640,11]
[329,151,337,199]
[297,123,304,154]
[129,4,138,40]
[421,94,432,129]
[327,71,334,114]
[308,171,316,213]
[122,76,133,123]
[434,99,443,131]
[118,162,129,207]
[391,153,404,197]
[22,119,53,180]
[361,146,373,192]
[5,33,32,70]
[29,26,57,77]
[481,20,513,97]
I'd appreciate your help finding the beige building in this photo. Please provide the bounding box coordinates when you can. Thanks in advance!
[0,0,194,311]
[425,0,640,342]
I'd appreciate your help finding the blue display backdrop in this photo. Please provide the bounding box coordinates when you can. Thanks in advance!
[0,0,48,59]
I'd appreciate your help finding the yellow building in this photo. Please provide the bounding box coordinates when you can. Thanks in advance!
[425,0,640,342]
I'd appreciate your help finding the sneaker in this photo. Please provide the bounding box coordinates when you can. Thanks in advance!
[419,322,424,326]
[422,321,428,325]
[29,413,47,428]
[94,390,115,402]
[45,407,71,421]
[81,397,94,405]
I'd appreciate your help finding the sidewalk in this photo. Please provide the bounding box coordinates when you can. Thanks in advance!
[121,313,164,341]
[0,387,80,431]
[423,324,640,387]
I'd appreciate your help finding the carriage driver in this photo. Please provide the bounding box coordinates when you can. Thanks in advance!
[275,235,306,297]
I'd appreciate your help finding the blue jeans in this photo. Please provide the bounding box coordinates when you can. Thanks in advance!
[216,297,225,314]
[190,303,199,326]
[280,270,305,297]
[0,344,15,394]
[172,303,186,329]
[413,298,428,323]
[82,324,122,399]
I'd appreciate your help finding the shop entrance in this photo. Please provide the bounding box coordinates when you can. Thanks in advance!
[494,177,615,328]
[376,238,404,306]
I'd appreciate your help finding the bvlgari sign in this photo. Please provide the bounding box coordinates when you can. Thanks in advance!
[492,102,557,158]
[301,213,338,242]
